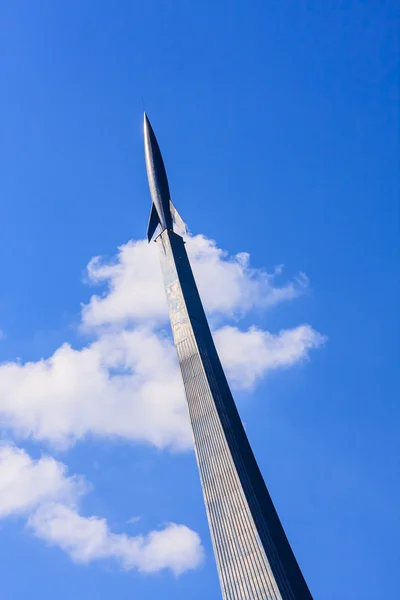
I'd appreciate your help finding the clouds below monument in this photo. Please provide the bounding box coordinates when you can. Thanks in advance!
[0,233,325,574]
[0,325,324,450]
[0,234,324,451]
[215,325,326,390]
[0,329,190,450]
[0,445,204,575]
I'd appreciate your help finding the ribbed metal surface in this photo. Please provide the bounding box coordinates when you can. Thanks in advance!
[156,230,313,600]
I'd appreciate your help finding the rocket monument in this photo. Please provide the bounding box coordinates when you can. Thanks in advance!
[143,113,314,600]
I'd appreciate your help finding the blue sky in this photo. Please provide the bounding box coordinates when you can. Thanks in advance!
[0,1,398,598]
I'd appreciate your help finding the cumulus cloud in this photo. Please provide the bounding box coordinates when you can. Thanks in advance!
[0,445,204,575]
[83,239,165,327]
[0,329,190,450]
[215,325,327,389]
[185,235,309,318]
[0,235,324,575]
[0,233,324,574]
[0,324,324,450]
[30,505,203,575]
[82,235,308,328]
[0,445,85,518]
[0,234,324,450]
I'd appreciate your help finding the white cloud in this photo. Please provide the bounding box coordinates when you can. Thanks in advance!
[0,235,324,450]
[29,505,203,576]
[82,235,308,328]
[0,444,85,518]
[0,445,204,575]
[0,233,324,575]
[0,324,324,450]
[185,235,309,318]
[0,329,191,451]
[215,325,327,389]
[83,239,166,328]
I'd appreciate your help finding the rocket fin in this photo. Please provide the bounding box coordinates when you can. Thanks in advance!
[147,203,161,242]
[170,200,187,235]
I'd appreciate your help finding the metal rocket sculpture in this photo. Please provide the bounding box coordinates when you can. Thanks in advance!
[144,112,186,242]
[143,112,314,600]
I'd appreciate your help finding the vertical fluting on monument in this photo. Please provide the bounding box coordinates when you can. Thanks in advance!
[143,113,314,600]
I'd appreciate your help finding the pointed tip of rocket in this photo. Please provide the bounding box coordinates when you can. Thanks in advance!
[143,112,153,139]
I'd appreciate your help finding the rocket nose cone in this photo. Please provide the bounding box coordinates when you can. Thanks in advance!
[143,113,155,145]
[143,112,149,133]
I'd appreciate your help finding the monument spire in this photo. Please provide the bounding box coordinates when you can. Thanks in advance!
[143,112,314,600]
